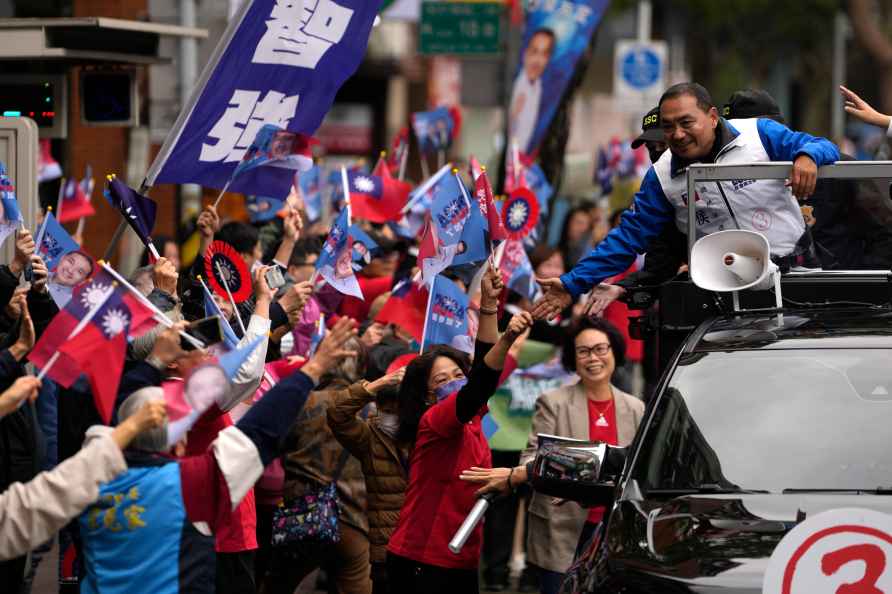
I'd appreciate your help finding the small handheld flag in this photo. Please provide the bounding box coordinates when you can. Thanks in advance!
[104,175,158,258]
[58,178,96,223]
[421,275,472,354]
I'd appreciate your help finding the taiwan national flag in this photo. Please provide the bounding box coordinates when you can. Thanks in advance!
[29,270,156,422]
[104,177,157,249]
[375,275,429,343]
[232,124,317,180]
[422,275,471,354]
[58,178,96,223]
[348,169,409,224]
[0,161,23,246]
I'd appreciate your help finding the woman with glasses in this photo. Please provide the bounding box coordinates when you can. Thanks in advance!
[460,317,644,594]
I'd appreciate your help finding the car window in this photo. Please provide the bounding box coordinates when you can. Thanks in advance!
[632,350,892,493]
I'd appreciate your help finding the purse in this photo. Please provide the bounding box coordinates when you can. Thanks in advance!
[270,448,351,547]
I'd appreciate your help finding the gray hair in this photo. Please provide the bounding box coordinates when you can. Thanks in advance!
[129,309,184,362]
[118,387,168,452]
[319,337,366,389]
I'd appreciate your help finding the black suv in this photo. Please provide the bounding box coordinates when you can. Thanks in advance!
[532,307,892,593]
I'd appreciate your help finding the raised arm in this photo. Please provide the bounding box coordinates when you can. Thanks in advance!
[327,368,404,458]
[532,170,675,320]
[0,400,165,561]
[455,311,533,424]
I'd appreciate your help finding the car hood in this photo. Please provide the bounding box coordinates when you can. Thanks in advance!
[606,493,892,593]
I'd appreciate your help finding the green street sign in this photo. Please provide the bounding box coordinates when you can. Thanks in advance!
[419,2,503,55]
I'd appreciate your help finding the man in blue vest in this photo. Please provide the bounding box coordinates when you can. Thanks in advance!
[77,318,359,594]
[533,82,840,320]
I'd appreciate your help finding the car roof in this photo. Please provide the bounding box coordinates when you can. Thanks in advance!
[692,307,892,351]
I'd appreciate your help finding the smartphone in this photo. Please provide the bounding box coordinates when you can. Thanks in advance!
[181,315,224,351]
[265,266,286,291]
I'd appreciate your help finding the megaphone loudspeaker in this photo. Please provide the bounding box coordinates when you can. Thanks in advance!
[691,230,775,292]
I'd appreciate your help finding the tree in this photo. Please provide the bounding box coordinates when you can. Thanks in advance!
[848,0,892,114]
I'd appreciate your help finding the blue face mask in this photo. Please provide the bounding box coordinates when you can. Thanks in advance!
[433,378,468,401]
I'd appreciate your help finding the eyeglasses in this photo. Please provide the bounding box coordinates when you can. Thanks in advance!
[575,344,612,359]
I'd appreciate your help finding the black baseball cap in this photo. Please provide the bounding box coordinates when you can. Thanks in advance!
[631,106,664,148]
[722,89,785,124]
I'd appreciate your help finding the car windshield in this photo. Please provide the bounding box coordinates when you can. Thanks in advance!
[632,349,892,493]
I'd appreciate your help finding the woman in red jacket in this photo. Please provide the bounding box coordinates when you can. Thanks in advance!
[386,265,533,594]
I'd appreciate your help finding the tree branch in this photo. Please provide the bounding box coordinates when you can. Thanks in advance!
[848,0,892,66]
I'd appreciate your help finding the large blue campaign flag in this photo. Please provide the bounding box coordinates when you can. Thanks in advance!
[146,0,382,198]
[422,275,472,354]
[508,0,609,156]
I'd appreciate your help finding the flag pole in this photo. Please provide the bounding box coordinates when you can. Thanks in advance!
[36,282,117,381]
[214,260,247,335]
[33,206,53,255]
[340,166,352,227]
[99,261,205,349]
[419,152,430,181]
[401,163,452,214]
[418,278,435,355]
[398,146,408,181]
[212,179,232,209]
[75,175,93,240]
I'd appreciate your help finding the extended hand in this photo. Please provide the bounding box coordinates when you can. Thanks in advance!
[367,367,405,395]
[303,318,358,383]
[787,155,818,200]
[584,284,626,318]
[459,466,512,496]
[840,85,892,129]
[531,277,572,320]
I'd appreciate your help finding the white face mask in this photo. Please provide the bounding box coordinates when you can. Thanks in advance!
[376,412,400,439]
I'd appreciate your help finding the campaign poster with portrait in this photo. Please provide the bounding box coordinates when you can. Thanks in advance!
[508,0,610,157]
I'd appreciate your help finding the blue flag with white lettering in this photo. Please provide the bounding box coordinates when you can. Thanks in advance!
[146,0,382,199]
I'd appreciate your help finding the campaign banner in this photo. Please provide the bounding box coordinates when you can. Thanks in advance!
[146,0,382,198]
[508,0,609,156]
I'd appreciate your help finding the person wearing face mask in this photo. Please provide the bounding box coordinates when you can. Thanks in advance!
[385,265,534,594]
[534,82,841,321]
[326,355,413,594]
[460,317,644,594]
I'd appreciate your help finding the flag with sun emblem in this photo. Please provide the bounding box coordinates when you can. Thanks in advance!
[346,169,409,224]
[30,270,156,422]
[501,187,540,241]
[104,176,157,252]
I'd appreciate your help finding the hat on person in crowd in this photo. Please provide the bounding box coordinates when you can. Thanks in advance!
[723,89,786,124]
[631,106,664,149]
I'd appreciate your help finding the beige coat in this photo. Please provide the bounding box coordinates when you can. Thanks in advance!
[520,382,644,573]
[0,427,126,561]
